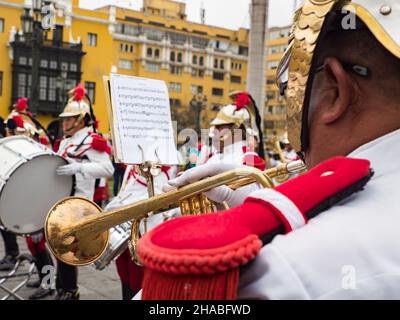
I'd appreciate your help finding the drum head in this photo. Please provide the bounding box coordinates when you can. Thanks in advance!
[0,155,74,235]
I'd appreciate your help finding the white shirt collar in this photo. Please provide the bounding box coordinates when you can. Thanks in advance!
[69,126,91,141]
[223,140,245,156]
[348,128,400,178]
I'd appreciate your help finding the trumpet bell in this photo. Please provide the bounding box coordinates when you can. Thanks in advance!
[45,197,109,266]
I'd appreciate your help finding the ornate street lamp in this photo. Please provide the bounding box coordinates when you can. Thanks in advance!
[21,0,45,115]
[32,0,42,12]
[21,8,33,35]
[190,94,208,134]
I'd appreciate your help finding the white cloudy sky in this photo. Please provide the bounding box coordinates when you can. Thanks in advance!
[80,0,298,29]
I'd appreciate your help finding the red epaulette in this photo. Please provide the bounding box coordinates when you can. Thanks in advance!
[53,139,61,153]
[40,136,49,146]
[91,133,111,154]
[12,115,24,128]
[242,146,265,171]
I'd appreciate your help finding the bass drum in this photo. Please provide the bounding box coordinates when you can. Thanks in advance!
[0,136,74,235]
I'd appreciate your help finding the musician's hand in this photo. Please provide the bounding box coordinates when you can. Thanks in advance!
[164,163,263,207]
[56,162,82,176]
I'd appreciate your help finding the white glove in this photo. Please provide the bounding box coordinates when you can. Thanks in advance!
[164,163,263,208]
[56,162,82,176]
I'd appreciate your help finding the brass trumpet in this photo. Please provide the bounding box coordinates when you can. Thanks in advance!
[45,161,306,266]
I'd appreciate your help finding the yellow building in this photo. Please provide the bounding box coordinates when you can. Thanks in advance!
[0,0,288,140]
[265,25,291,139]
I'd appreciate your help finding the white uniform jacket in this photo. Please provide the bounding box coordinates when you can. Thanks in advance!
[58,127,114,201]
[206,141,246,166]
[238,129,400,300]
[106,165,180,232]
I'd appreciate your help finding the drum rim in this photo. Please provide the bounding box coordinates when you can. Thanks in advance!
[0,154,75,236]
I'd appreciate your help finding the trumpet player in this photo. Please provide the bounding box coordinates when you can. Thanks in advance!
[137,0,400,299]
[105,162,179,300]
[54,84,114,300]
[203,91,266,169]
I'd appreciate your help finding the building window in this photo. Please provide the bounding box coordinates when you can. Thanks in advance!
[213,72,224,81]
[190,85,203,95]
[266,92,275,100]
[220,60,225,70]
[146,62,160,73]
[17,73,26,97]
[170,99,182,108]
[70,63,78,72]
[61,62,68,71]
[0,18,4,33]
[232,62,243,70]
[265,121,274,129]
[48,77,57,102]
[119,59,133,70]
[231,75,241,84]
[130,45,134,53]
[170,66,183,75]
[177,52,183,63]
[40,59,48,68]
[267,61,279,70]
[50,61,57,69]
[19,56,27,65]
[154,49,160,59]
[39,76,47,100]
[212,88,223,96]
[192,55,197,65]
[87,33,97,47]
[170,51,176,62]
[199,56,204,66]
[0,71,3,96]
[85,81,96,104]
[147,47,153,57]
[169,82,182,93]
[214,58,218,69]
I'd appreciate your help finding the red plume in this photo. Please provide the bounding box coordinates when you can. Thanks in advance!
[235,92,251,111]
[40,136,49,145]
[74,84,86,102]
[15,98,28,112]
[13,115,24,128]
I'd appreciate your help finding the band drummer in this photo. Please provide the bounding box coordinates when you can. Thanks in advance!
[105,163,179,300]
[54,84,114,300]
[0,98,55,300]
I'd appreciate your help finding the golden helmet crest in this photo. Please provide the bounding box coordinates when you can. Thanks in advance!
[209,91,260,139]
[277,0,400,152]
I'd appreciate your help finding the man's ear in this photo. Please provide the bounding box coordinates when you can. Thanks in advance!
[320,57,355,124]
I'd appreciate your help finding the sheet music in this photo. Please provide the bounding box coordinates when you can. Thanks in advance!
[108,74,178,165]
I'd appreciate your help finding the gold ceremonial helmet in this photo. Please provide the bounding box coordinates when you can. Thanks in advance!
[5,98,48,143]
[59,84,91,119]
[277,0,400,152]
[209,91,260,140]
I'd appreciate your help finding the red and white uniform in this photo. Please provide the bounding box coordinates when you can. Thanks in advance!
[238,129,400,299]
[57,126,114,200]
[106,164,179,296]
[206,141,265,171]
